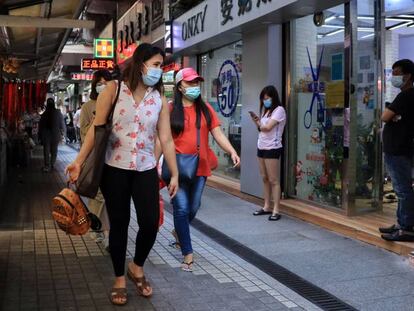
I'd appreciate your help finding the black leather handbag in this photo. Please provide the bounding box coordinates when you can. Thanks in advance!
[76,81,121,198]
[162,112,201,183]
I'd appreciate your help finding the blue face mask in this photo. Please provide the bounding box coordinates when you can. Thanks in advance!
[263,98,272,108]
[183,86,201,100]
[142,65,163,86]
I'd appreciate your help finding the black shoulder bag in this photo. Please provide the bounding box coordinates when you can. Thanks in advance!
[76,80,122,198]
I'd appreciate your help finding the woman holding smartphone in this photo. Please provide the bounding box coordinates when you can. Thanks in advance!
[250,85,286,221]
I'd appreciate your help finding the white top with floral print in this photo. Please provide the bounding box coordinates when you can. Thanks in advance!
[105,81,162,171]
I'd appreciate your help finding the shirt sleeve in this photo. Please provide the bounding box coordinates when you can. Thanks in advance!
[271,107,286,123]
[388,92,406,115]
[207,103,221,130]
[80,101,94,143]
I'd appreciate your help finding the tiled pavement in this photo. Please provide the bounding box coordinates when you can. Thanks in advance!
[0,145,320,311]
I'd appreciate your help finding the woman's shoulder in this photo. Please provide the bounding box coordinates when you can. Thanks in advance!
[273,105,286,115]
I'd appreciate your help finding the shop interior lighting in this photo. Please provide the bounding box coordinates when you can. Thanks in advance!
[338,15,413,22]
[325,29,344,37]
[387,21,411,30]
[322,24,344,29]
[397,15,414,19]
[324,15,337,22]
[322,24,374,32]
[361,33,375,39]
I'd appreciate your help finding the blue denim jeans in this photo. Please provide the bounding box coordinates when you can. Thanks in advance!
[172,176,207,256]
[384,153,414,229]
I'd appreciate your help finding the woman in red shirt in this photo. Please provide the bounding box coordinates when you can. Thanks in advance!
[169,68,240,271]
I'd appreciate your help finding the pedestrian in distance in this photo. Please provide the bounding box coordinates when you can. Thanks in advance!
[380,59,414,242]
[165,67,240,272]
[39,98,65,172]
[250,85,286,221]
[80,69,113,249]
[66,43,179,306]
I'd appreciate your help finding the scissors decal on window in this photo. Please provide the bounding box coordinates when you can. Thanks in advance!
[304,46,327,131]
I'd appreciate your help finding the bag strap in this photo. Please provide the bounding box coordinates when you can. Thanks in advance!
[195,105,201,154]
[107,80,122,123]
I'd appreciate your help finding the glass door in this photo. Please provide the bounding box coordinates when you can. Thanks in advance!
[346,0,383,214]
[288,4,346,209]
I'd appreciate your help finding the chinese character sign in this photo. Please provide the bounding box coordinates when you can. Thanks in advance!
[217,60,240,117]
[81,59,115,70]
[94,39,114,58]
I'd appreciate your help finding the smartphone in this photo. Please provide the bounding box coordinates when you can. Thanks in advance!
[248,111,257,117]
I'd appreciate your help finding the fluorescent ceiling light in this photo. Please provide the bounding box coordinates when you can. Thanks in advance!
[361,33,375,39]
[387,17,414,22]
[387,22,410,30]
[408,22,414,27]
[325,16,337,22]
[322,24,344,29]
[397,15,414,19]
[339,15,412,22]
[358,27,374,32]
[326,29,344,37]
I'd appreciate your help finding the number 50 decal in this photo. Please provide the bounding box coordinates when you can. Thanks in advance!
[217,60,240,118]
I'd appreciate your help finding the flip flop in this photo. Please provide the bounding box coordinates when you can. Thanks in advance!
[110,288,127,305]
[253,209,272,216]
[181,261,194,272]
[268,214,282,221]
[169,241,181,250]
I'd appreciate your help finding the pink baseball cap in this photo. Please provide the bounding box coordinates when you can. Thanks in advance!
[175,67,204,85]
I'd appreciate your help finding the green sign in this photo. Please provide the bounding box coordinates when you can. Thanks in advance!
[94,38,114,59]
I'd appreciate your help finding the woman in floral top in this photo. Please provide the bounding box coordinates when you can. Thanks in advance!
[66,44,178,305]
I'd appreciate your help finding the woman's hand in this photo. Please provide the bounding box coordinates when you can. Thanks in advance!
[249,111,260,123]
[168,175,179,198]
[65,161,82,183]
[230,152,241,168]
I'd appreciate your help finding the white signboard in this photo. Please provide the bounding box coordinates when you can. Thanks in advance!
[173,0,297,53]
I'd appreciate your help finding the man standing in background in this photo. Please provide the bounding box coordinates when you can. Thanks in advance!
[380,59,414,242]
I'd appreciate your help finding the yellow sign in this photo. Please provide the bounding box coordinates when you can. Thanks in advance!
[325,81,344,108]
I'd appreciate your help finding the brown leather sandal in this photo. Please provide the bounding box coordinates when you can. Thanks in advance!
[110,287,127,305]
[127,270,153,297]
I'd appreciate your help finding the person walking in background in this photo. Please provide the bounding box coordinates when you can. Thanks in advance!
[73,103,82,144]
[250,85,286,221]
[39,98,65,172]
[66,43,178,305]
[80,69,112,143]
[166,67,240,272]
[64,109,76,143]
[380,59,414,242]
[80,69,113,248]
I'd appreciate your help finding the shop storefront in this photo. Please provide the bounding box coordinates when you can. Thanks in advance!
[200,42,243,179]
[173,0,414,216]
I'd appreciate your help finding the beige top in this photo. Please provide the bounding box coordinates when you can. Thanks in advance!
[80,99,96,143]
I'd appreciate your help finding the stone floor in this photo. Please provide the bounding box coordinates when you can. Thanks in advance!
[0,145,319,311]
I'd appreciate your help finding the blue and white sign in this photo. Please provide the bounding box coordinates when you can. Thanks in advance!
[217,60,240,117]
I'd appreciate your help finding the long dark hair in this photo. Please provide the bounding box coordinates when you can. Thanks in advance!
[90,69,112,100]
[123,43,165,93]
[170,82,212,136]
[42,98,57,129]
[259,85,283,117]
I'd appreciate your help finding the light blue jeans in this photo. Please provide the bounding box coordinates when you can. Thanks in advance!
[172,176,207,256]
